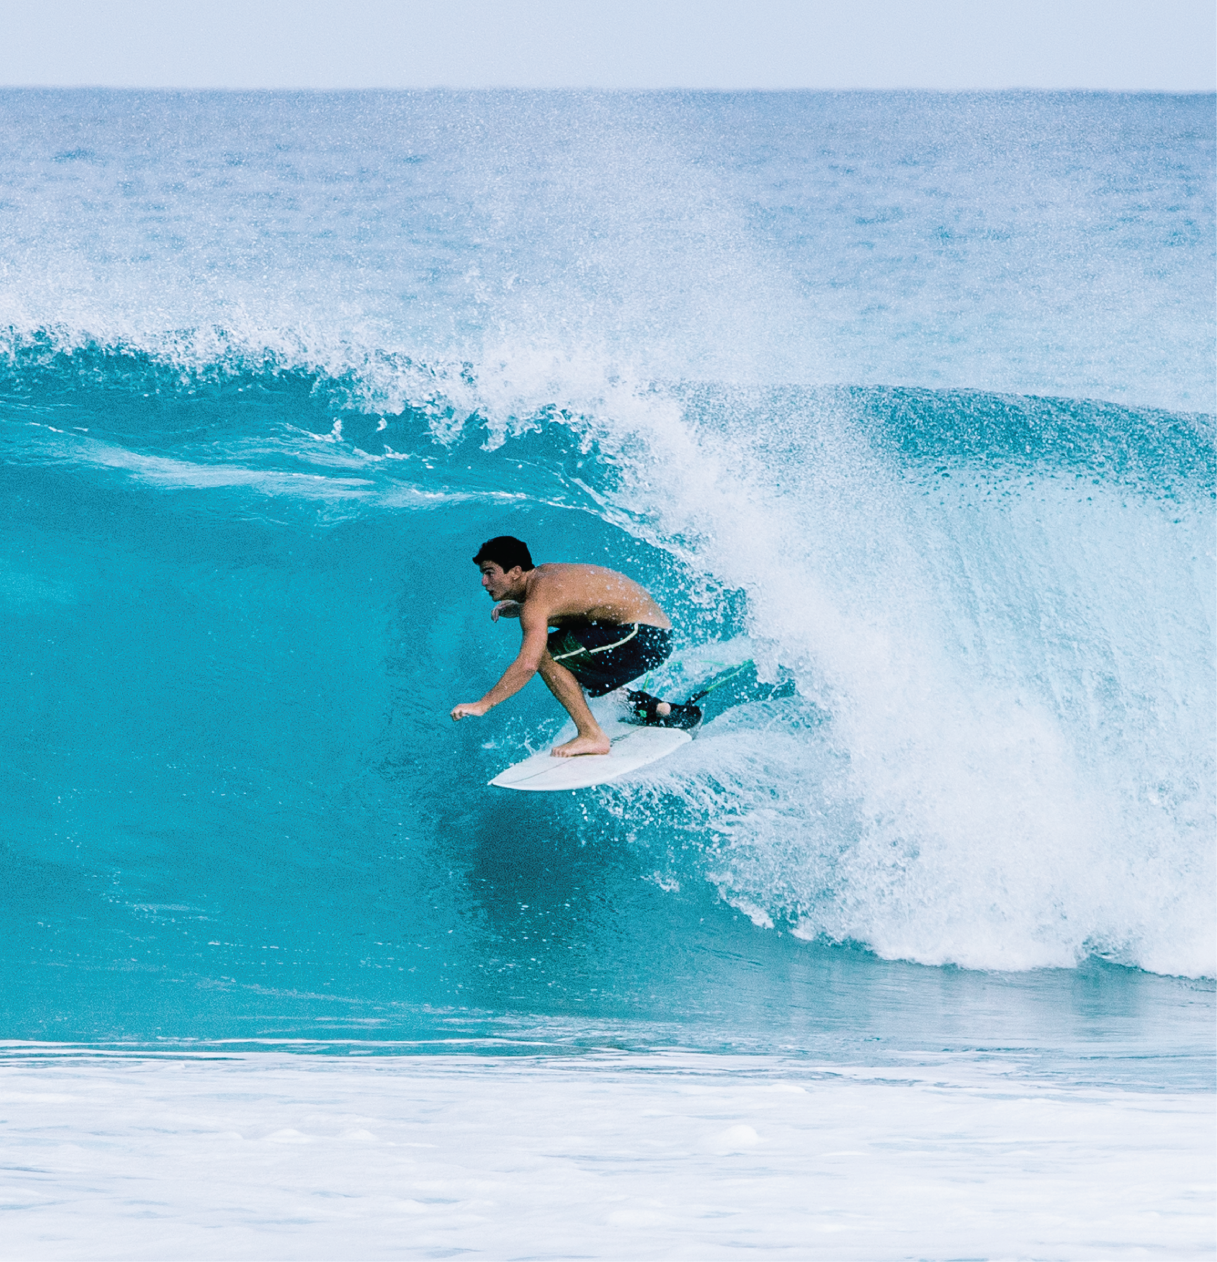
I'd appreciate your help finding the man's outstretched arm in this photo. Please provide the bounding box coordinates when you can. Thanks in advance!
[450,610,550,720]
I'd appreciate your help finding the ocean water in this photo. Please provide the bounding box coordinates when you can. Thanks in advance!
[1,89,1214,1257]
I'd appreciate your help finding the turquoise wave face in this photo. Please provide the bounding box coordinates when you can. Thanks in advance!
[2,83,1214,1056]
[1,342,1213,1050]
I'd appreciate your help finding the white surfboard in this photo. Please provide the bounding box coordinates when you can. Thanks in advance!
[489,722,691,791]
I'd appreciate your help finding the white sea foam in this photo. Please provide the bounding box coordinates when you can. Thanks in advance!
[553,381,1216,978]
[2,1050,1212,1261]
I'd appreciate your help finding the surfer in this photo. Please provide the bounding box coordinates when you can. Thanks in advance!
[450,536,700,757]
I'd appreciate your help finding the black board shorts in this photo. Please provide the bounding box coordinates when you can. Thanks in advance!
[546,623,673,697]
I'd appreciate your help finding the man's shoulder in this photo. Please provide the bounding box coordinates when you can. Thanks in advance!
[526,563,623,593]
[521,563,618,611]
[525,562,562,586]
[529,562,596,583]
[518,565,562,610]
[532,562,618,580]
[523,563,574,599]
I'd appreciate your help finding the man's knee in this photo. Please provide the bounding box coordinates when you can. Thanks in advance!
[539,654,582,694]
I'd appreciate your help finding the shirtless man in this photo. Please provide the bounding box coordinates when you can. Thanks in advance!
[449,536,699,757]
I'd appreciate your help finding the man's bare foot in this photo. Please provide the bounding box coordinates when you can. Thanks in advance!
[552,733,611,758]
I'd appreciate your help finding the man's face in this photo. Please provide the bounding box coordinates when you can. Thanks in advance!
[479,562,521,601]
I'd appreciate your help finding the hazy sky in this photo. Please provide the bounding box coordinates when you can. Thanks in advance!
[3,0,1214,91]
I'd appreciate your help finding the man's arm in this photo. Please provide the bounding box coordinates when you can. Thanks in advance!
[450,605,550,721]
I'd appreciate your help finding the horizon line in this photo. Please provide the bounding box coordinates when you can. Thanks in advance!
[4,83,1215,94]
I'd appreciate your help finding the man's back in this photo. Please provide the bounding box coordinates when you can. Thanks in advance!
[521,564,672,630]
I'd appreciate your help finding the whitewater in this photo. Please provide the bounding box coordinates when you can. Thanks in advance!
[1,89,1214,1258]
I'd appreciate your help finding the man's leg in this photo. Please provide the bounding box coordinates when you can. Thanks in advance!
[537,651,611,757]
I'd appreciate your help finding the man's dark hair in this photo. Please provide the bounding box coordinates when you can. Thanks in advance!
[473,536,534,572]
